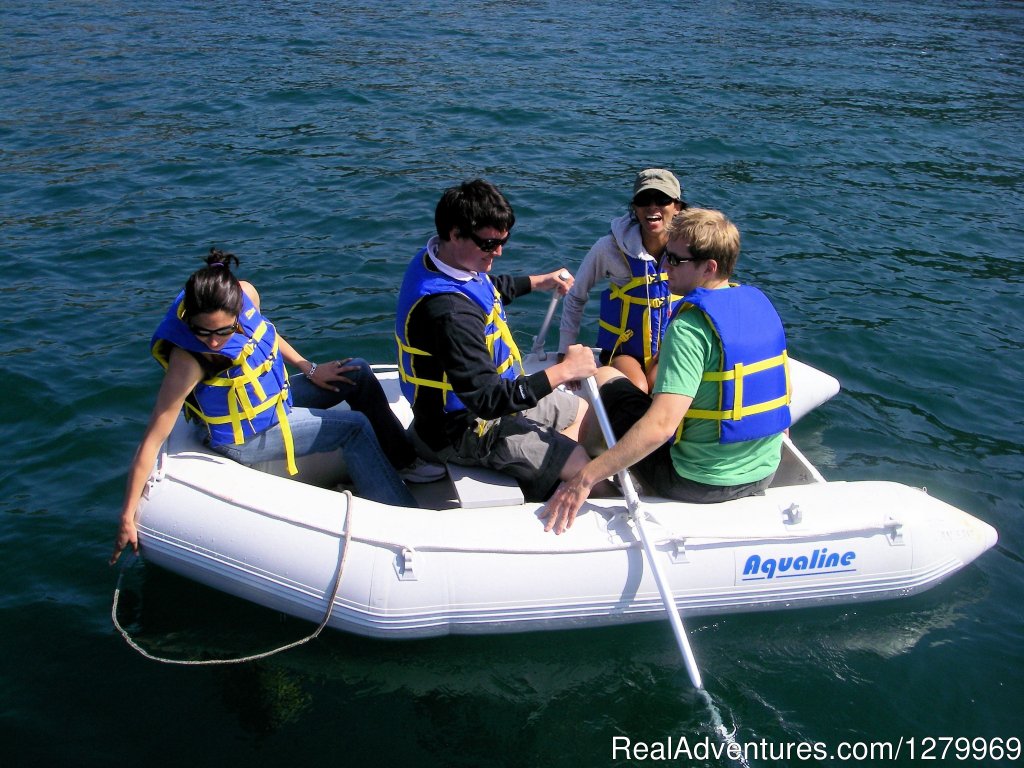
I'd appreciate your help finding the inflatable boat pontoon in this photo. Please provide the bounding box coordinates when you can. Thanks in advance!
[133,359,997,639]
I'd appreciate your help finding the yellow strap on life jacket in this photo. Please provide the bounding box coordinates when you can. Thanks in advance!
[395,292,523,398]
[681,350,791,424]
[395,333,456,395]
[195,386,297,474]
[201,330,282,441]
[686,393,792,421]
[193,328,296,474]
[201,387,287,432]
[395,296,456,398]
[487,303,523,375]
[600,272,678,369]
[274,394,298,475]
[605,273,665,303]
[599,280,646,359]
[699,350,788,382]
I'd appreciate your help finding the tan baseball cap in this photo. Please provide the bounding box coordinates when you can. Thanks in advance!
[632,168,682,201]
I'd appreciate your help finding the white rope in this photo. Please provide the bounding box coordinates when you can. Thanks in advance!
[111,490,354,665]
[324,509,898,558]
[360,536,635,556]
[164,468,894,556]
[643,519,898,545]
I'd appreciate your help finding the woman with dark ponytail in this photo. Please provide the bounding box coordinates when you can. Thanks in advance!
[112,248,441,564]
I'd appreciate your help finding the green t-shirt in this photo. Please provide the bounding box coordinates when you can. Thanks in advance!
[653,302,782,486]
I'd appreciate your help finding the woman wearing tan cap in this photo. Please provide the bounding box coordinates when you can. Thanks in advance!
[557,169,686,391]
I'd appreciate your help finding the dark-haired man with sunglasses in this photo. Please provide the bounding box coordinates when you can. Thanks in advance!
[395,179,610,503]
[543,208,792,534]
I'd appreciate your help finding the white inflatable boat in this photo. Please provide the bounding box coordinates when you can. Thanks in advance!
[133,359,997,640]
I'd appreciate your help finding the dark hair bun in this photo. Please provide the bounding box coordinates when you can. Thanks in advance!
[204,247,240,271]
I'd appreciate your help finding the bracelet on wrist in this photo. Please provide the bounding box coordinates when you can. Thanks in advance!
[306,362,317,379]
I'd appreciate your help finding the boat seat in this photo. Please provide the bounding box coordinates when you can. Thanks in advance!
[447,463,525,509]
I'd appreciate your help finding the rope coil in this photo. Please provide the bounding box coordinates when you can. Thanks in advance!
[111,491,354,665]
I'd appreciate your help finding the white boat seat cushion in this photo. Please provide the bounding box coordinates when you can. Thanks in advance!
[447,463,525,509]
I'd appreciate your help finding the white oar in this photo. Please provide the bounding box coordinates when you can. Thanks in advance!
[584,376,748,761]
[530,270,571,361]
[583,376,703,688]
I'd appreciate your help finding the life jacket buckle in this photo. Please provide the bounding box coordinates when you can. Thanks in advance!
[474,417,498,437]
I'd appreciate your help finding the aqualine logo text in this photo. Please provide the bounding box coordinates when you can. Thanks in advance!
[742,548,857,580]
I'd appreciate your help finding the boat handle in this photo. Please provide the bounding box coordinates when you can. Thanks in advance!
[782,503,802,525]
[395,547,418,581]
[884,515,905,546]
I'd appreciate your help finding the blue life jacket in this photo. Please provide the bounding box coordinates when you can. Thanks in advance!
[395,248,522,414]
[596,249,681,369]
[151,290,297,474]
[673,284,791,444]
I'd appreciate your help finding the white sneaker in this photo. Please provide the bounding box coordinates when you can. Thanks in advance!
[400,458,447,484]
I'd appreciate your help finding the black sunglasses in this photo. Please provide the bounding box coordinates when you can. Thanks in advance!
[189,321,239,338]
[463,230,510,253]
[632,191,677,208]
[662,245,709,268]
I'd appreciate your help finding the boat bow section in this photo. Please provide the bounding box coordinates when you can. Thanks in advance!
[719,481,997,614]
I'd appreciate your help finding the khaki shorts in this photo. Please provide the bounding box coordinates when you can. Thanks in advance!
[416,389,581,502]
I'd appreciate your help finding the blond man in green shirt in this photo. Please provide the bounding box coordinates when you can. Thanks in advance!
[543,208,790,534]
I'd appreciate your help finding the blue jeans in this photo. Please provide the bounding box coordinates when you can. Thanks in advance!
[210,361,417,508]
[287,358,416,469]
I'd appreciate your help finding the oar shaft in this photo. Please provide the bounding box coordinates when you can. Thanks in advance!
[631,502,704,689]
[532,293,560,354]
[531,271,570,360]
[583,376,704,689]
